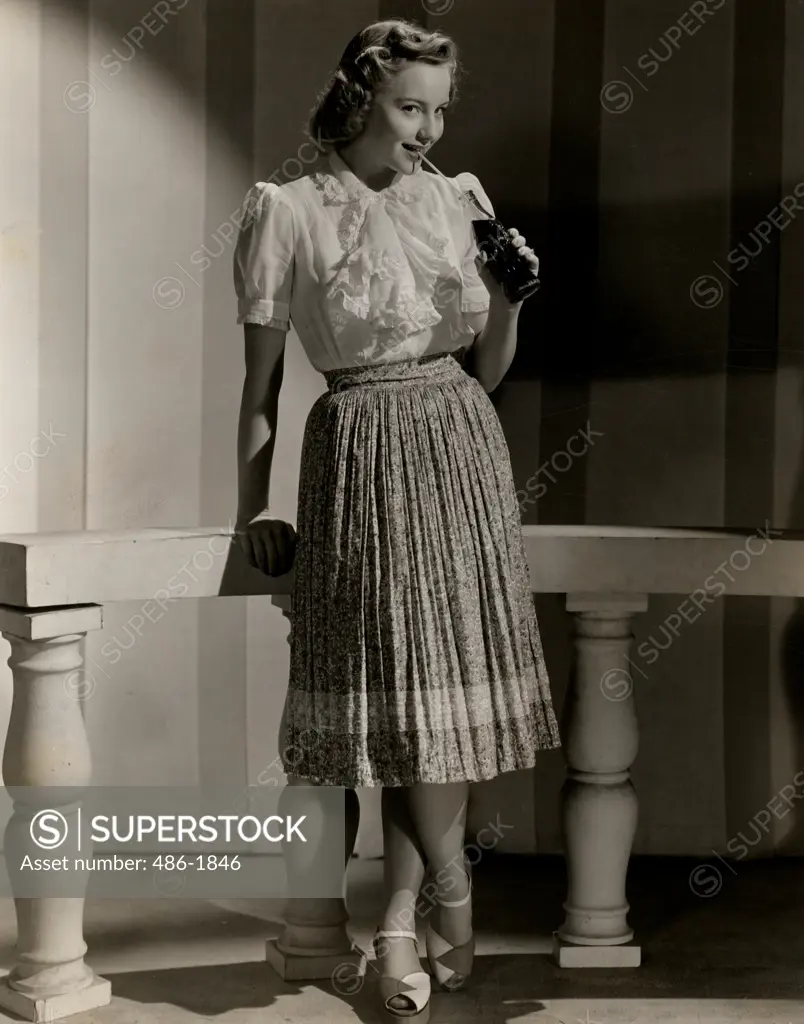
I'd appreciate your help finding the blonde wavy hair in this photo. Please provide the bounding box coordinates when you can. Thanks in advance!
[308,19,462,151]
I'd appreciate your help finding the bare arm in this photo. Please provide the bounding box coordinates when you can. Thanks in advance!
[468,298,523,393]
[462,303,523,394]
[236,323,287,526]
[465,230,540,392]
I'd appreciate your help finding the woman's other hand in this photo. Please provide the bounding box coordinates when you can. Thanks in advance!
[235,510,297,576]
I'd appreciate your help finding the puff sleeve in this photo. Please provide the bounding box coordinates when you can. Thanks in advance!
[233,181,295,330]
[453,171,495,314]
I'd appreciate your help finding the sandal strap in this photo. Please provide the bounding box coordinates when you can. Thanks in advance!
[375,928,417,940]
[436,890,471,908]
[434,875,473,908]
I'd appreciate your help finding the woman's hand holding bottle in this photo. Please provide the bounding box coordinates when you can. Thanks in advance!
[475,226,541,305]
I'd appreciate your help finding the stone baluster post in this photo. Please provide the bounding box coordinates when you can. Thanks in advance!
[553,592,648,968]
[264,595,363,982]
[0,603,112,1022]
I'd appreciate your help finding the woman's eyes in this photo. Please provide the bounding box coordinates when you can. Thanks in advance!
[402,105,446,116]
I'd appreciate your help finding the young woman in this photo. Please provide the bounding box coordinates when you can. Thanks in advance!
[233,18,560,1022]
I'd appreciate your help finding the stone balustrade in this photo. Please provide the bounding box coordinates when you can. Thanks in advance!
[0,522,796,1018]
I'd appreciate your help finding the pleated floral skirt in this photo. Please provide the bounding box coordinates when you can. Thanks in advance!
[279,350,561,787]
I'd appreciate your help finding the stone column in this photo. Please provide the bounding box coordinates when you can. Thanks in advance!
[553,592,648,968]
[0,603,111,1022]
[264,595,363,982]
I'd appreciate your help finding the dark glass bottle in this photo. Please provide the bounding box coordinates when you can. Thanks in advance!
[464,189,541,304]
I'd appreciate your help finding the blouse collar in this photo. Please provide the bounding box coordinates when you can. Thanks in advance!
[326,149,426,203]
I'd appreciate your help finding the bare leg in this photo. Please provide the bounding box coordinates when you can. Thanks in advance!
[407,782,472,954]
[378,785,428,1012]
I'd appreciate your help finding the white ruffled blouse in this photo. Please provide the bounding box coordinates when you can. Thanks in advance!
[233,150,494,372]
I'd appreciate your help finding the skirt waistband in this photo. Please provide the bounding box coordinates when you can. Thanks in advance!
[324,351,465,394]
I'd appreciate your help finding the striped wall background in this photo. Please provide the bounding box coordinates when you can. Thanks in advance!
[2,0,804,857]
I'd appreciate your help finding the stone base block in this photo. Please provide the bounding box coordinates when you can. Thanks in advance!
[552,933,642,967]
[0,975,111,1022]
[265,938,365,982]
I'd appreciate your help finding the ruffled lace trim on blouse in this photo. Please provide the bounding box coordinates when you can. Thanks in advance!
[311,155,460,354]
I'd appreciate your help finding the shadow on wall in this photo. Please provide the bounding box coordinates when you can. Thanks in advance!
[76,4,791,384]
[781,602,804,851]
[780,374,804,851]
[508,190,794,381]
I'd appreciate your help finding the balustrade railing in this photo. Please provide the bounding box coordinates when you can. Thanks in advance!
[0,523,796,1019]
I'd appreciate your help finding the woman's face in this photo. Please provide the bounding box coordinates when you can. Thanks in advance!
[363,61,452,175]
